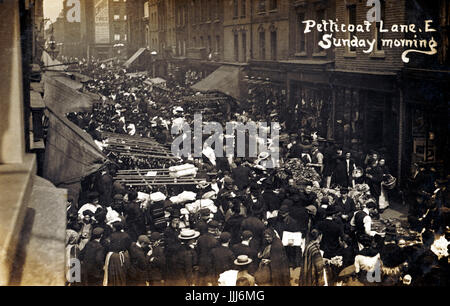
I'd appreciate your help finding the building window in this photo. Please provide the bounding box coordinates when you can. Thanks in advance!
[124,15,127,21]
[241,0,246,18]
[123,34,127,41]
[270,30,277,60]
[208,35,211,53]
[144,2,149,18]
[269,0,277,11]
[114,15,120,21]
[114,34,120,41]
[315,9,325,53]
[200,36,204,47]
[374,0,386,52]
[234,33,239,61]
[259,0,266,13]
[216,35,220,53]
[214,0,219,19]
[208,0,212,20]
[233,0,239,18]
[201,0,206,21]
[347,5,356,53]
[259,30,266,59]
[242,32,247,62]
[297,12,305,53]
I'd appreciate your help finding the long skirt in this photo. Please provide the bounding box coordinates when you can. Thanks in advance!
[379,185,390,210]
[103,251,130,286]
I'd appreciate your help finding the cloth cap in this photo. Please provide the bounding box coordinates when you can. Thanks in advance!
[92,227,104,238]
[199,208,211,217]
[150,232,162,242]
[305,205,317,216]
[223,176,233,185]
[208,220,220,229]
[219,232,231,243]
[138,235,151,245]
[281,199,293,207]
[241,230,253,240]
[83,210,94,217]
[326,205,339,216]
[170,209,181,219]
[88,192,100,201]
[113,194,124,200]
[279,204,289,214]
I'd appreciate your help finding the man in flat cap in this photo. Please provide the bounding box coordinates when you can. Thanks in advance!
[196,222,220,285]
[128,235,151,286]
[211,232,235,285]
[79,227,106,286]
[147,232,166,286]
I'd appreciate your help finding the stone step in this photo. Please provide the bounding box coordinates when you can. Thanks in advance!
[8,176,67,286]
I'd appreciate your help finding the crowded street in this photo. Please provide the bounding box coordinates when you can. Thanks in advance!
[61,59,449,287]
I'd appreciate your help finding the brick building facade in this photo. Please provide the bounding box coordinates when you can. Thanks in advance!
[121,0,449,182]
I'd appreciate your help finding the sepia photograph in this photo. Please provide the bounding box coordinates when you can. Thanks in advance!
[0,0,449,293]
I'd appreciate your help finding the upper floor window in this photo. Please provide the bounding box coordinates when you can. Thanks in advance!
[114,15,120,21]
[315,9,325,53]
[259,30,266,59]
[374,0,386,53]
[259,0,266,13]
[233,0,239,18]
[242,32,247,62]
[269,0,277,11]
[241,0,246,18]
[144,2,149,18]
[234,33,239,61]
[270,30,277,60]
[347,5,356,53]
[297,12,306,53]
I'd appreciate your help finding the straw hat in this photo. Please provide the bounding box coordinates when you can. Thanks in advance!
[234,255,253,266]
[178,229,200,240]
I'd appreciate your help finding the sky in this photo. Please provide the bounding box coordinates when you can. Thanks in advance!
[43,0,64,24]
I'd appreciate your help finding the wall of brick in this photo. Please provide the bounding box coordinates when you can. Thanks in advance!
[334,0,406,72]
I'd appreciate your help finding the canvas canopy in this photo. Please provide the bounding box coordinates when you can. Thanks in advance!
[123,47,147,69]
[43,106,106,186]
[191,65,244,101]
[42,73,107,188]
[43,72,100,114]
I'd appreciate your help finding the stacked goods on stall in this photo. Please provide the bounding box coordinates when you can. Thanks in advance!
[276,158,321,186]
[169,164,198,178]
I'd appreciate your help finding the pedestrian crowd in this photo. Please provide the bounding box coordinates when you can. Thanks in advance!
[64,59,449,286]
